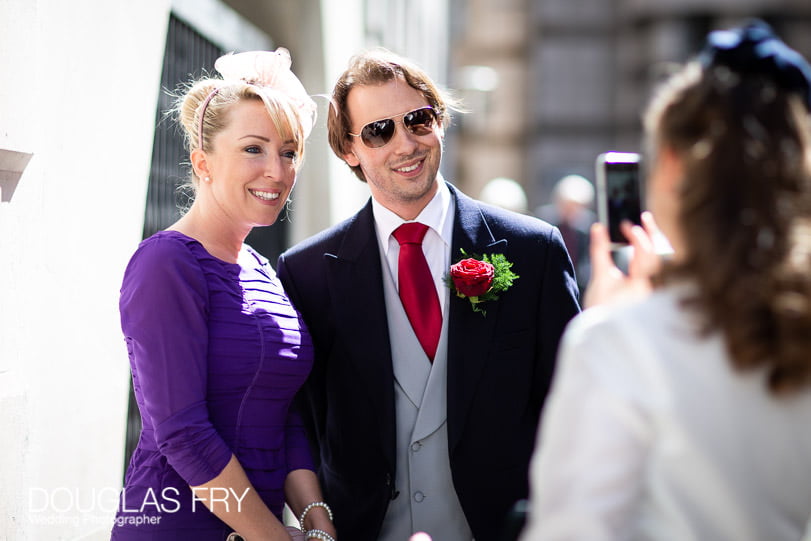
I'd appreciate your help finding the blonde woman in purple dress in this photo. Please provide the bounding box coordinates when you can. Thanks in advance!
[111,50,336,541]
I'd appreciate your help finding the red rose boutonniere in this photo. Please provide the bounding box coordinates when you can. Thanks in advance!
[444,249,519,316]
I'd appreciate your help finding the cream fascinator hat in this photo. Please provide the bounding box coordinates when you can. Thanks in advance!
[198,48,317,148]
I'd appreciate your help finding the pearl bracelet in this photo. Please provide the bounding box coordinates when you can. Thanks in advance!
[306,528,335,541]
[299,501,334,530]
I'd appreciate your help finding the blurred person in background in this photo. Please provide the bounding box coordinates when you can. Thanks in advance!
[479,176,530,214]
[536,174,596,295]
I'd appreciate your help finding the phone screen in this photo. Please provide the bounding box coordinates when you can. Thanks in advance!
[596,153,643,245]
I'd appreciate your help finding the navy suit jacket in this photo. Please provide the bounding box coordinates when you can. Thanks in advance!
[277,184,580,541]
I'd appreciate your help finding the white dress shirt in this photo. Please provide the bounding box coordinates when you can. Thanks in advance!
[521,283,811,541]
[372,176,454,315]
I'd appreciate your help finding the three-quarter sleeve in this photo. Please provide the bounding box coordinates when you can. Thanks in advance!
[120,237,232,486]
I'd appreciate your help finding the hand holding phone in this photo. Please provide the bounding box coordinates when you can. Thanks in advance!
[595,152,643,247]
[583,212,663,308]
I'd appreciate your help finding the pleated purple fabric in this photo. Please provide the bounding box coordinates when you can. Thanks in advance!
[111,231,314,540]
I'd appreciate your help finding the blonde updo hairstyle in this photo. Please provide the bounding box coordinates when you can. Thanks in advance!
[174,78,307,189]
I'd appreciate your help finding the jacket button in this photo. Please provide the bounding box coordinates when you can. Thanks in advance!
[411,441,422,452]
[413,491,425,503]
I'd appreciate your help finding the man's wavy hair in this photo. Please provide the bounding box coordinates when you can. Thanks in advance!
[646,61,811,395]
[327,48,458,182]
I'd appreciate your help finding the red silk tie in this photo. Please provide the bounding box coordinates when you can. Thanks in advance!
[393,222,442,361]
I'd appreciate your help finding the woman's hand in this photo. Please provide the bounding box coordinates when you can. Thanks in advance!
[284,470,336,540]
[192,456,292,541]
[583,211,663,309]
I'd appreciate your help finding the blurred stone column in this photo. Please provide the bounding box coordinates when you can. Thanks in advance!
[449,0,530,201]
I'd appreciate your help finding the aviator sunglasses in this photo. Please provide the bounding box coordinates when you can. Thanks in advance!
[348,106,439,148]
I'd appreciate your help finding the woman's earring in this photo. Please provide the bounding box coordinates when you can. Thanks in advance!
[204,176,211,183]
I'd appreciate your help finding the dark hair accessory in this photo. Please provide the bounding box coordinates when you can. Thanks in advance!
[698,19,811,108]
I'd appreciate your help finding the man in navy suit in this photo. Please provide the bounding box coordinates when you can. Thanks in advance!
[277,49,580,541]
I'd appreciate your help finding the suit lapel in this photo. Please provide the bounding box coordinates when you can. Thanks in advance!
[446,185,507,453]
[324,200,396,469]
[325,189,508,460]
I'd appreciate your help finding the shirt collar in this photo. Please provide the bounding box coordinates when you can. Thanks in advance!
[372,175,453,253]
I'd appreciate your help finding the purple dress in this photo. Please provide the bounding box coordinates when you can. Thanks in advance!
[111,231,314,540]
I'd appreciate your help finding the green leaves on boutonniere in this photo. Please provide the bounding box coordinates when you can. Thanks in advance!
[443,249,519,316]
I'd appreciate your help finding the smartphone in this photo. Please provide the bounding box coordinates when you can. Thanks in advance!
[595,152,643,247]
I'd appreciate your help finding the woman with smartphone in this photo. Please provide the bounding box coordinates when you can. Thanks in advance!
[521,20,811,541]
